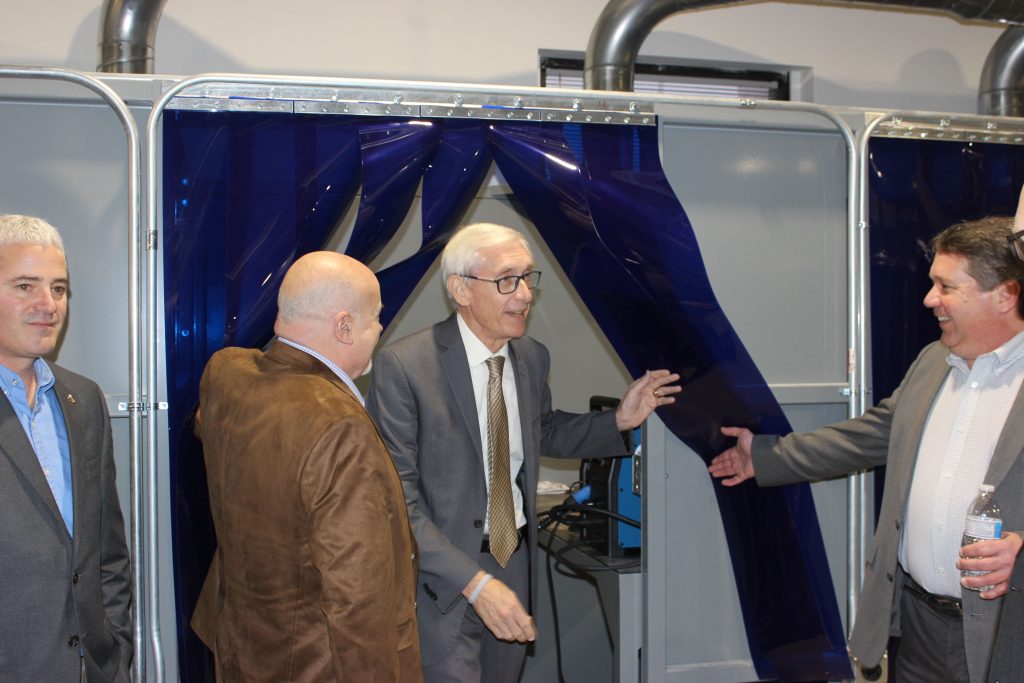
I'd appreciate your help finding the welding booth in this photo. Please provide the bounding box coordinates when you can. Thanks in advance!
[2,65,1023,682]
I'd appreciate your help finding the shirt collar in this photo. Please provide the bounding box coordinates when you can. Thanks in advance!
[947,329,1024,373]
[456,313,509,367]
[0,357,55,396]
[276,337,364,405]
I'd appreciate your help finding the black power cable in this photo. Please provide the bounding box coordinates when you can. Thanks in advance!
[538,499,640,681]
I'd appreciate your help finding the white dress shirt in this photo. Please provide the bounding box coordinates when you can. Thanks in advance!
[901,330,1024,597]
[457,314,527,533]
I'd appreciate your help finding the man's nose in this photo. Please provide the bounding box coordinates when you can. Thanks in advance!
[923,285,938,308]
[34,289,58,312]
[514,278,533,302]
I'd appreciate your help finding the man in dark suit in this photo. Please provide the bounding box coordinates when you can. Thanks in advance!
[0,214,132,682]
[193,251,423,682]
[709,216,1024,683]
[366,223,679,683]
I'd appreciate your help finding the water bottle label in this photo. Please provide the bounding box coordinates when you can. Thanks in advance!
[965,515,1002,540]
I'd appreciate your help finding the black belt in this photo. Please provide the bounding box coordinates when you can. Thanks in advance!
[480,528,525,553]
[903,574,963,618]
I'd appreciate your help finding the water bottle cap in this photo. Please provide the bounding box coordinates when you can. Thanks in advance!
[980,484,995,493]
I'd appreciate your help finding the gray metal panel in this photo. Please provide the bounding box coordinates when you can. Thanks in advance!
[642,110,851,682]
[0,99,133,395]
[643,416,758,683]
[659,120,848,386]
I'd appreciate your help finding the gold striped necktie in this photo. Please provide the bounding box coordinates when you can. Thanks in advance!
[485,356,517,567]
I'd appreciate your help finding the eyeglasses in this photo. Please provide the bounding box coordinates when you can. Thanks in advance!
[461,270,542,295]
[1009,230,1024,263]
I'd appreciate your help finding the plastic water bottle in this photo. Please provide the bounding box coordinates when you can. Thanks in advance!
[961,484,1003,592]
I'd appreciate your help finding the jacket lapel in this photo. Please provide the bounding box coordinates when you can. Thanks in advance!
[0,387,70,540]
[891,345,951,493]
[987,381,1024,488]
[508,340,538,516]
[438,316,484,458]
[509,340,534,458]
[54,376,84,545]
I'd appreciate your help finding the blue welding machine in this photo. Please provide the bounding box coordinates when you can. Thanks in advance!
[578,397,642,556]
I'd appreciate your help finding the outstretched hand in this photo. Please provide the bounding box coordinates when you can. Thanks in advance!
[614,369,681,430]
[707,426,755,486]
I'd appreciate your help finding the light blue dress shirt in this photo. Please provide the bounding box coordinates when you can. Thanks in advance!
[0,358,73,535]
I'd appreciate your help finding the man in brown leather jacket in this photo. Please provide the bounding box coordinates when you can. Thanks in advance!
[192,252,423,682]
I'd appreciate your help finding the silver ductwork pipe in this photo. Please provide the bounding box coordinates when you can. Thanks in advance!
[586,0,742,91]
[980,27,1024,115]
[97,0,170,74]
[586,0,1024,93]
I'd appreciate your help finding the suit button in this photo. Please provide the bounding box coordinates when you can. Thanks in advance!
[68,635,80,648]
[473,519,483,529]
[895,519,900,530]
[886,572,894,582]
[72,572,80,585]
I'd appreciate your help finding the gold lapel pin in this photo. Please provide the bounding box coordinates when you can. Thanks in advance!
[67,393,76,404]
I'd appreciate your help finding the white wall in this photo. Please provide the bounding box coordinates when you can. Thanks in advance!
[0,0,1006,114]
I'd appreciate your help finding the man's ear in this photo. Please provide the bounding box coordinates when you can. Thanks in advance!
[333,311,354,345]
[997,280,1021,315]
[448,274,470,307]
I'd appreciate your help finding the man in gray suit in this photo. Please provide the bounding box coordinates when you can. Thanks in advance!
[367,222,679,683]
[0,215,132,681]
[709,216,1024,683]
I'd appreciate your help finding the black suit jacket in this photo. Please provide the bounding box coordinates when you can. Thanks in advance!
[0,363,132,682]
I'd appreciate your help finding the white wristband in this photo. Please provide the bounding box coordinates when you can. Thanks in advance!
[468,573,493,605]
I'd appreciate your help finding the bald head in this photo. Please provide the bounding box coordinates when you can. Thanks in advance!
[274,252,383,377]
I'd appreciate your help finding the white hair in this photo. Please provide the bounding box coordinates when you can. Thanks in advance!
[0,215,65,256]
[440,223,531,303]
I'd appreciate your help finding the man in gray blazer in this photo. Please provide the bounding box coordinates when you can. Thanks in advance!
[367,223,679,683]
[0,215,132,682]
[709,216,1024,683]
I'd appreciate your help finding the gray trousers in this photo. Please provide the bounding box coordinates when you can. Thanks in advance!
[892,582,970,683]
[422,540,531,683]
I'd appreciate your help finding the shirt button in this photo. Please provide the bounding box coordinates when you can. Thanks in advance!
[411,553,416,561]
[971,381,979,389]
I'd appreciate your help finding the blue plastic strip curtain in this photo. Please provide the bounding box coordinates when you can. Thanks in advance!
[164,110,848,681]
[162,111,487,681]
[867,138,1024,525]
[377,120,493,327]
[869,138,1024,402]
[489,121,850,681]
